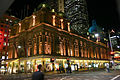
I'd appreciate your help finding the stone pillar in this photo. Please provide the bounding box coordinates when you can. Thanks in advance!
[63,60,66,72]
[65,40,68,56]
[13,46,15,58]
[51,34,56,55]
[53,62,56,72]
[39,35,42,54]
[11,62,14,74]
[41,33,45,54]
[41,59,46,72]
[34,37,37,55]
[18,59,20,73]
[33,60,36,72]
[36,35,39,55]
[93,46,95,58]
[63,39,66,56]
[78,41,81,57]
[24,60,27,73]
[31,38,34,56]
[71,41,74,56]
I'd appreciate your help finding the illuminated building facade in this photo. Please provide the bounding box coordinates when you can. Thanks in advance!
[6,5,110,74]
[110,31,120,59]
[65,0,89,36]
[0,15,19,73]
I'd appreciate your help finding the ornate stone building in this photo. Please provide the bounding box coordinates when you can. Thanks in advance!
[6,5,110,74]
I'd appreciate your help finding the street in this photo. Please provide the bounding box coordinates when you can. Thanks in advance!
[1,69,120,80]
[46,70,120,80]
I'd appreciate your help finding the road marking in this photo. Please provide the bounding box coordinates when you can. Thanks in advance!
[111,75,120,80]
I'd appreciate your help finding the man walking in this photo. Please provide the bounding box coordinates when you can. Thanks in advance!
[106,63,110,72]
[32,64,44,80]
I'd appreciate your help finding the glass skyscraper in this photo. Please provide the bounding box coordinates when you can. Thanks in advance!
[65,0,89,36]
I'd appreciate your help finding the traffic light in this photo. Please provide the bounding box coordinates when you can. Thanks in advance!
[50,58,54,62]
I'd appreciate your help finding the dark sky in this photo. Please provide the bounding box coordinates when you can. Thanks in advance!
[86,0,119,31]
[7,0,119,31]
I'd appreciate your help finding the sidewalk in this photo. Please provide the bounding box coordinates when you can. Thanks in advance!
[2,69,120,80]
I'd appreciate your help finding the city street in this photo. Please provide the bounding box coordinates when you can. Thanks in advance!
[46,70,120,80]
[1,69,120,80]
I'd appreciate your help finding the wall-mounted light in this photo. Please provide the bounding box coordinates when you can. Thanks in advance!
[52,15,56,26]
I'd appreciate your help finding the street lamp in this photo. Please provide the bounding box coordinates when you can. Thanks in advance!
[95,33,99,42]
[95,33,99,37]
[18,46,21,49]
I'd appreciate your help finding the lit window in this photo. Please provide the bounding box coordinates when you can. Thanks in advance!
[32,15,36,26]
[7,43,9,46]
[4,34,7,37]
[2,56,5,59]
[10,20,12,22]
[7,56,8,59]
[1,66,4,69]
[6,19,8,21]
[18,23,21,32]
[52,15,56,26]
[3,42,6,46]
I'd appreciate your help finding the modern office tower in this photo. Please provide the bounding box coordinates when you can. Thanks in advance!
[0,15,18,53]
[58,0,64,13]
[45,0,58,11]
[6,5,110,74]
[65,0,89,36]
[0,15,19,72]
[110,32,120,51]
[44,0,64,13]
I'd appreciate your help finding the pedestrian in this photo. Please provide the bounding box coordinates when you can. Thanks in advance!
[32,64,44,80]
[106,63,110,72]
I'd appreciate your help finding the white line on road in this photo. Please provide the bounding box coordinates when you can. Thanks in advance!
[111,75,120,80]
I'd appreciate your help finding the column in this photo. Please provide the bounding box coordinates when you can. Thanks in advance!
[93,47,95,58]
[86,48,89,58]
[31,38,34,56]
[13,46,15,58]
[39,35,42,54]
[78,41,81,57]
[11,62,14,74]
[65,40,68,56]
[18,60,20,73]
[71,41,74,56]
[41,59,46,72]
[34,37,37,55]
[67,41,70,56]
[41,32,45,54]
[28,46,30,56]
[24,60,27,73]
[33,60,36,72]
[36,35,39,55]
[63,39,66,56]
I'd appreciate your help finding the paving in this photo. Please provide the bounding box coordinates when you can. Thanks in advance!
[1,69,120,80]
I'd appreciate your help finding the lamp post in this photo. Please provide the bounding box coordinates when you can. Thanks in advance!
[108,30,114,52]
[108,29,116,69]
[18,45,21,73]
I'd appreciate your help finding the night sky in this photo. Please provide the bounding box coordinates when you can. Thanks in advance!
[7,0,119,31]
[86,0,119,31]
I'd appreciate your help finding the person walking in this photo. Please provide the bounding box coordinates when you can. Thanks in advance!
[32,64,44,80]
[106,63,110,72]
